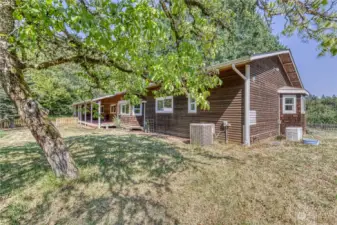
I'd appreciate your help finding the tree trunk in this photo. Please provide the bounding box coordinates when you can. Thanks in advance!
[0,0,78,179]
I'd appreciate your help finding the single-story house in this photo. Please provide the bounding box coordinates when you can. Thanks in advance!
[72,50,309,145]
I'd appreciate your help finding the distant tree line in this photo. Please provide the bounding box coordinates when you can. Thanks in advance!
[0,64,106,120]
[306,95,337,124]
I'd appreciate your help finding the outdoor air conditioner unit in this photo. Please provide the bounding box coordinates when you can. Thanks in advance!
[190,123,215,146]
[286,127,303,142]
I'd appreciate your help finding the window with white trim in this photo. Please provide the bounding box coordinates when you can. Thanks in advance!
[100,105,104,113]
[110,104,116,113]
[188,96,197,113]
[156,96,173,113]
[301,96,306,114]
[133,104,142,116]
[119,101,130,115]
[283,95,296,114]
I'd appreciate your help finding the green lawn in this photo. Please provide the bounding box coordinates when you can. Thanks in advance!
[0,127,336,225]
[0,130,6,138]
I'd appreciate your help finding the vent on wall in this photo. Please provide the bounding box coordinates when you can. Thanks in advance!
[250,110,257,125]
[190,123,215,146]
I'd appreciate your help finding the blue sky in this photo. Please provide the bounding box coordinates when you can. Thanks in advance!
[271,17,337,97]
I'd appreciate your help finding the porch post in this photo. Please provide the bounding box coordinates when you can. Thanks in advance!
[84,104,87,124]
[244,64,251,146]
[80,105,82,124]
[90,103,93,123]
[98,101,101,129]
[143,101,146,129]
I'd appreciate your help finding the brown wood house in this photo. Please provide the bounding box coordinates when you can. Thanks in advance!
[72,50,308,145]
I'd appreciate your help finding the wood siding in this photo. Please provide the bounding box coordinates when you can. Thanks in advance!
[145,68,244,143]
[74,55,306,145]
[101,95,123,122]
[280,94,306,134]
[250,56,291,143]
[103,96,144,127]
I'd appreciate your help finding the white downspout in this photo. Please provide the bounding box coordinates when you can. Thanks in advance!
[231,64,250,146]
[244,64,251,146]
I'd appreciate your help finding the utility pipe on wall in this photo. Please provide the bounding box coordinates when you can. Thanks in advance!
[231,64,251,146]
[244,64,251,146]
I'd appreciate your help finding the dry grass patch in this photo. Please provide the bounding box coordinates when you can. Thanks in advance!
[0,127,336,225]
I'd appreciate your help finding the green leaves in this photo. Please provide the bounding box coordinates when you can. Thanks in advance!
[258,0,337,56]
[11,0,335,110]
[306,95,337,124]
[215,0,284,62]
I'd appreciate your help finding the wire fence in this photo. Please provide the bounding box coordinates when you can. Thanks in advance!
[55,117,78,127]
[307,124,337,131]
[0,119,25,129]
[0,117,79,130]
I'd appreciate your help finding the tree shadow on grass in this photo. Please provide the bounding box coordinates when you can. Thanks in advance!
[1,134,190,224]
[0,143,49,196]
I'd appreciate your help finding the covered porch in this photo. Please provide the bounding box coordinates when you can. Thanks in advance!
[72,93,124,129]
[78,120,116,129]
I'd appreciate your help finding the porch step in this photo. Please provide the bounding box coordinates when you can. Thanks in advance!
[121,125,143,131]
[101,123,117,129]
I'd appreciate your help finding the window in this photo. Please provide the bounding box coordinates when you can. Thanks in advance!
[119,101,130,115]
[100,105,104,113]
[133,104,142,116]
[110,104,116,113]
[188,96,197,113]
[301,96,306,114]
[283,95,296,114]
[156,96,173,113]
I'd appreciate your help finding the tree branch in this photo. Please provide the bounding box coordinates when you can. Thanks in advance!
[23,55,134,73]
[159,0,182,48]
[184,0,230,30]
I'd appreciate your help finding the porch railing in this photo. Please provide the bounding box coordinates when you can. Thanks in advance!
[55,117,78,127]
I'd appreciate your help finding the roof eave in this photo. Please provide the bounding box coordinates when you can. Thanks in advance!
[72,92,126,106]
[277,89,309,96]
[286,49,304,88]
[207,57,251,71]
[207,50,291,71]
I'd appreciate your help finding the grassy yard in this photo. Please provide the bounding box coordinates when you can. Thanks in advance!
[0,127,336,225]
[0,130,5,138]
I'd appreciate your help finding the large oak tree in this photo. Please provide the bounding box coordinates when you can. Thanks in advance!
[0,0,336,178]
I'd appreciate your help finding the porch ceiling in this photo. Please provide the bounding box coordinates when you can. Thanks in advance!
[72,92,125,106]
